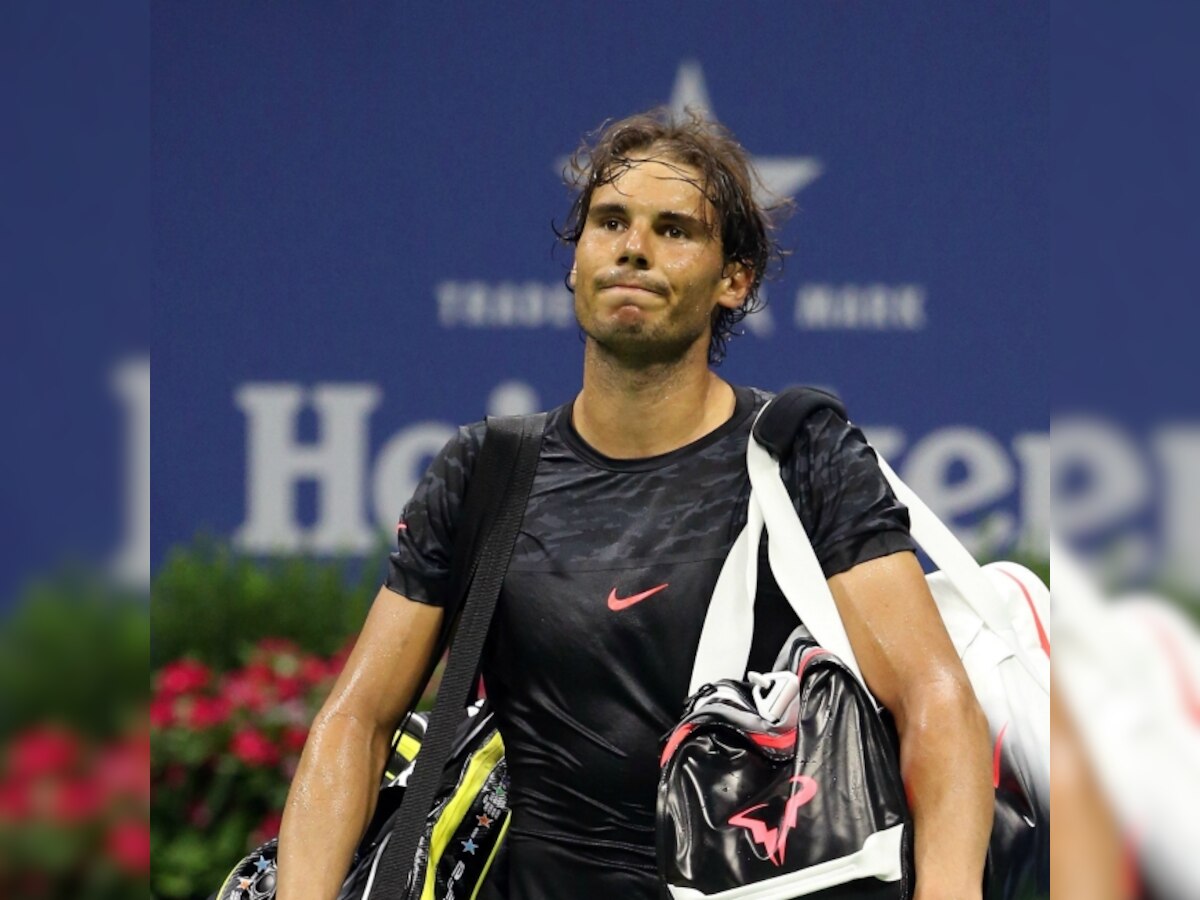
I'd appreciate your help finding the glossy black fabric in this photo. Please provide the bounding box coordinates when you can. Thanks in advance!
[658,626,913,898]
[385,386,915,898]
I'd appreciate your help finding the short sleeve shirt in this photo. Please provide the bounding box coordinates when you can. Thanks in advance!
[384,385,914,897]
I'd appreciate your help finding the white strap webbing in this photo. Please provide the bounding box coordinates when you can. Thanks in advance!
[691,397,1051,704]
[746,432,868,690]
[687,497,762,695]
[689,406,869,697]
[873,454,1048,686]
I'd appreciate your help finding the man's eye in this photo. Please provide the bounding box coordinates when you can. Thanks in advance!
[602,218,623,230]
[665,226,686,239]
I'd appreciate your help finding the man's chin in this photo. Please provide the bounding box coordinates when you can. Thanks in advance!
[585,324,703,368]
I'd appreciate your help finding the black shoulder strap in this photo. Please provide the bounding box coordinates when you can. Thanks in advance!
[752,385,847,459]
[372,411,546,898]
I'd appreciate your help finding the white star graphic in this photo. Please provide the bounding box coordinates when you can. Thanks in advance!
[556,61,821,203]
[668,60,822,202]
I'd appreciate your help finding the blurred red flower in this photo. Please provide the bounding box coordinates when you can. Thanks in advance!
[6,725,79,779]
[281,726,308,753]
[106,819,151,875]
[149,696,175,728]
[187,694,233,729]
[96,738,151,803]
[243,661,274,684]
[156,659,211,698]
[299,655,331,685]
[222,673,270,714]
[50,777,104,823]
[0,778,33,821]
[230,728,278,767]
[275,675,305,701]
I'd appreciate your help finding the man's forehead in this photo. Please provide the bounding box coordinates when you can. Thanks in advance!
[592,154,712,216]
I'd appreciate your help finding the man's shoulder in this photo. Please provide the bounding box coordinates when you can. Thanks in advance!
[736,383,855,458]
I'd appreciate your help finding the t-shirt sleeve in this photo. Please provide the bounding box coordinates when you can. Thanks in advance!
[384,422,484,607]
[785,408,916,578]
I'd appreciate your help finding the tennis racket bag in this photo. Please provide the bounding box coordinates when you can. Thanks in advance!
[214,700,510,900]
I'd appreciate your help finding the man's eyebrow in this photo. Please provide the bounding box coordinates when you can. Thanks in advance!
[588,202,628,219]
[588,203,709,230]
[658,210,708,230]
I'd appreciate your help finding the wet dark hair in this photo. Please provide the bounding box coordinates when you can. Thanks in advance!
[557,108,791,365]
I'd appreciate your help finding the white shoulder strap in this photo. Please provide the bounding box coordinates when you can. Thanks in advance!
[872,453,1048,683]
[872,455,1011,635]
[745,431,869,690]
[687,496,762,696]
[691,398,1046,703]
[689,405,871,698]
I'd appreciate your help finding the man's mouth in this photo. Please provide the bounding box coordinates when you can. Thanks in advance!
[601,283,662,296]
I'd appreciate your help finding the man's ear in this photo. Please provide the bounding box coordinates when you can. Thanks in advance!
[568,265,577,290]
[716,263,752,310]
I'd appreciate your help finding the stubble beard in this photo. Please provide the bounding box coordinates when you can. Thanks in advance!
[578,299,709,371]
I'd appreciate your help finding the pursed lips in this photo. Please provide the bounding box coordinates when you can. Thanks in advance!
[600,282,664,297]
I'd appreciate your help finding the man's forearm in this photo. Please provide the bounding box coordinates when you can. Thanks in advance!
[897,681,993,900]
[277,712,391,900]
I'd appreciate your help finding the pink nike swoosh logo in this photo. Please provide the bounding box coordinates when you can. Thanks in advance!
[607,583,669,611]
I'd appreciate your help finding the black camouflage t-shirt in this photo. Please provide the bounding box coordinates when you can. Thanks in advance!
[385,385,914,898]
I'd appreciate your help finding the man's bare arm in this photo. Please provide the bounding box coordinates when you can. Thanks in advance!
[828,551,992,900]
[276,585,443,900]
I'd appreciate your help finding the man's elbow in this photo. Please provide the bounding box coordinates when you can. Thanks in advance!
[898,675,989,747]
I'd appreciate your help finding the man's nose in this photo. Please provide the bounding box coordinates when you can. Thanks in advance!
[617,222,651,268]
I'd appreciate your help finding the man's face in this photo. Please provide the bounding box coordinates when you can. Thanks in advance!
[571,151,748,365]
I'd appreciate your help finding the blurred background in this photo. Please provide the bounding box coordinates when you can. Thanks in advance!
[1,2,1196,898]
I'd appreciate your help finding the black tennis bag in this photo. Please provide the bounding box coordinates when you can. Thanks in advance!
[658,625,914,899]
[214,700,510,900]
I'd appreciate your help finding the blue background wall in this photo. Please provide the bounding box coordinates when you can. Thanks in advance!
[151,3,1049,568]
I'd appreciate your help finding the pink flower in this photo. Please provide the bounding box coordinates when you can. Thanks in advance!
[281,726,308,753]
[50,777,104,823]
[275,675,305,701]
[230,728,279,767]
[186,695,232,729]
[299,656,331,685]
[242,661,274,684]
[106,819,151,875]
[96,739,150,803]
[222,671,271,713]
[156,659,210,698]
[149,696,175,729]
[0,778,33,821]
[6,726,79,780]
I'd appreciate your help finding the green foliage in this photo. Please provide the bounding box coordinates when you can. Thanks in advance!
[0,574,148,738]
[151,537,386,671]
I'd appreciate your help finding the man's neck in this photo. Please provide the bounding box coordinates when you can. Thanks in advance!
[572,342,736,459]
